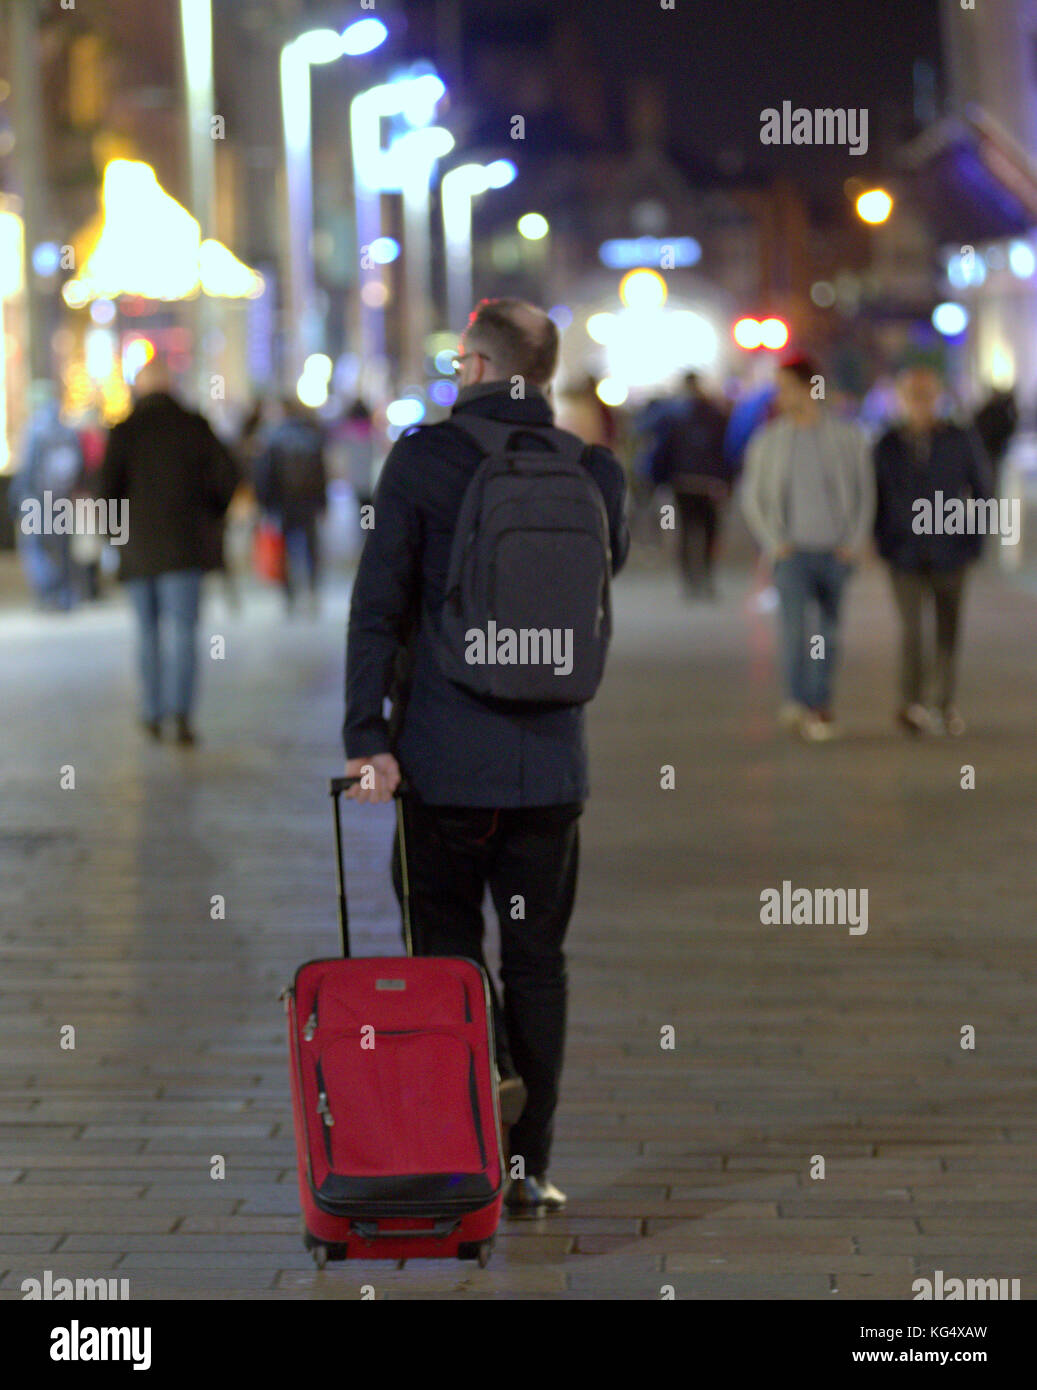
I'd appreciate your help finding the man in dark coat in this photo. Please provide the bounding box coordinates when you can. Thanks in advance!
[97,358,239,745]
[649,371,732,597]
[873,367,993,736]
[343,299,629,1216]
[253,398,328,613]
[972,387,1016,494]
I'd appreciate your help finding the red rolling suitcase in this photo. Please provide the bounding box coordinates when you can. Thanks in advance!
[282,777,504,1268]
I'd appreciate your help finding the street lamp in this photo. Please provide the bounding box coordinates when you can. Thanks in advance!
[0,204,24,474]
[179,0,216,407]
[442,160,516,332]
[391,127,456,382]
[855,188,893,225]
[349,73,448,392]
[280,19,388,384]
[517,212,549,240]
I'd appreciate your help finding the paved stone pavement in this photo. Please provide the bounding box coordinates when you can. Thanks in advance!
[1,549,1035,1300]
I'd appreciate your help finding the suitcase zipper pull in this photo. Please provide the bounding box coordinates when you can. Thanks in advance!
[303,1012,317,1042]
[317,1091,334,1126]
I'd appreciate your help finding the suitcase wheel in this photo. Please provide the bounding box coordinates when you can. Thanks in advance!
[312,1243,328,1269]
[458,1238,494,1268]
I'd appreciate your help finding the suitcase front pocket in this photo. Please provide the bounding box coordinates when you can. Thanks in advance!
[314,969,470,1034]
[316,1031,486,1177]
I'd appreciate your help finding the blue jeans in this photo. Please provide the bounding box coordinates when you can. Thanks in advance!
[20,532,76,610]
[283,519,320,601]
[772,550,851,711]
[125,570,203,722]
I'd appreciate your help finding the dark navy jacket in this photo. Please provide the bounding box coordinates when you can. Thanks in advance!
[344,385,629,807]
[98,393,239,581]
[873,422,993,572]
[648,397,732,488]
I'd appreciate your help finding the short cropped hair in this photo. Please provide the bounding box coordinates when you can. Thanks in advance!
[465,299,559,387]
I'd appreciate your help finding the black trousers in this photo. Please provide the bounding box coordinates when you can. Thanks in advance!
[675,490,722,587]
[282,517,320,601]
[392,797,582,1176]
[889,565,968,707]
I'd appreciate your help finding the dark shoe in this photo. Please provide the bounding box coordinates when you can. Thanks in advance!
[141,719,161,742]
[504,1176,545,1218]
[173,716,197,747]
[498,1075,527,1126]
[504,1174,566,1218]
[681,577,712,601]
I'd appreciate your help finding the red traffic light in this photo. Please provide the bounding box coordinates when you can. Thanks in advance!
[733,317,789,350]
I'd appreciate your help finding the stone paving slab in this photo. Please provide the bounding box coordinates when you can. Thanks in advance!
[2,561,1035,1298]
[0,1217,177,1236]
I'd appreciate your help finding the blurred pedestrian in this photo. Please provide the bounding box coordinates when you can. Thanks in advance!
[555,375,618,448]
[740,355,875,740]
[70,403,109,601]
[254,398,328,614]
[648,372,732,597]
[96,358,239,745]
[630,395,678,550]
[9,383,86,611]
[235,397,272,488]
[724,380,777,473]
[337,398,377,512]
[873,366,993,737]
[972,387,1017,495]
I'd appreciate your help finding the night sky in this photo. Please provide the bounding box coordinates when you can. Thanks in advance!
[594,0,940,171]
[434,0,943,202]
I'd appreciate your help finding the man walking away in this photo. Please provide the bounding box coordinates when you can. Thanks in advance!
[254,398,328,614]
[97,358,239,745]
[343,299,629,1218]
[649,372,732,597]
[337,398,377,513]
[972,387,1016,497]
[874,366,993,737]
[740,355,874,741]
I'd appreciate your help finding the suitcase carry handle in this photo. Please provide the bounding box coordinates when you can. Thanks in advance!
[328,776,414,960]
[352,1219,460,1242]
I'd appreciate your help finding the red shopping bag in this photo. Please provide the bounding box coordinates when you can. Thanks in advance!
[253,522,286,583]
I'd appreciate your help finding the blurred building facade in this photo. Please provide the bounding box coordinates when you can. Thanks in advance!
[928,0,1037,409]
[0,0,976,485]
[0,0,291,453]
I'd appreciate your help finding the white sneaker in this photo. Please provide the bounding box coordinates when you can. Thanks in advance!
[897,704,932,736]
[778,701,809,729]
[800,711,840,741]
[942,705,966,737]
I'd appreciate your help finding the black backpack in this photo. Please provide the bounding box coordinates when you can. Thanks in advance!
[436,416,613,705]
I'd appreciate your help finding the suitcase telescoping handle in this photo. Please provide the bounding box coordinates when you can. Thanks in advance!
[328,777,414,960]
